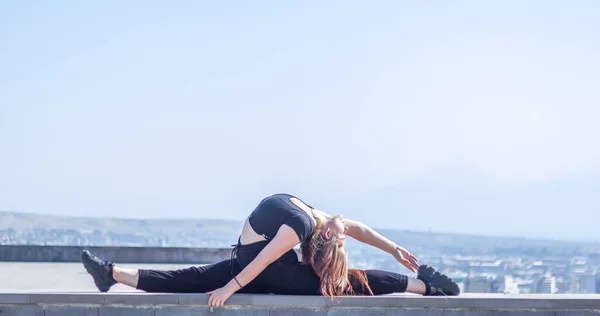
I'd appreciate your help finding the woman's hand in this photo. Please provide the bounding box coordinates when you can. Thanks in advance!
[206,286,236,307]
[205,225,299,308]
[394,245,419,273]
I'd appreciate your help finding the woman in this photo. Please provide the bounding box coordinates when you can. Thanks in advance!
[81,193,459,306]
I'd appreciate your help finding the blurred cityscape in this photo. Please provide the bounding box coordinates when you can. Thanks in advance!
[2,211,599,295]
[346,240,600,295]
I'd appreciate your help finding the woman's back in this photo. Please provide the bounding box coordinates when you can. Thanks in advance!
[239,193,315,245]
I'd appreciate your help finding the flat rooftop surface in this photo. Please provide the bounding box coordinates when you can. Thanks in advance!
[0,262,191,292]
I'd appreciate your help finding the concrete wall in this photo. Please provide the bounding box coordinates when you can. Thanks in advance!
[0,245,232,264]
[1,293,600,315]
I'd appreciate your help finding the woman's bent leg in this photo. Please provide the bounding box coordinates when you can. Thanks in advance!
[137,259,234,293]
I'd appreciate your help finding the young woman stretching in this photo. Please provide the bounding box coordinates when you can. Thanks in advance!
[81,193,459,306]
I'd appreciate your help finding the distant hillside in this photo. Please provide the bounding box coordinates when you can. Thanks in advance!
[0,211,243,248]
[2,211,599,257]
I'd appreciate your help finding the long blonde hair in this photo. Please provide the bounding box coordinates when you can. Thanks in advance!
[300,217,373,297]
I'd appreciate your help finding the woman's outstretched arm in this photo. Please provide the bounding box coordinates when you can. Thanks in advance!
[344,218,420,273]
[207,225,300,307]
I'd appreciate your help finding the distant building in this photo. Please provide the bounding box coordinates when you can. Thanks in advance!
[465,274,495,293]
[468,261,505,275]
[576,272,597,294]
[492,275,520,294]
[531,261,552,274]
[533,274,557,294]
[571,257,588,267]
[555,277,570,294]
[516,279,535,294]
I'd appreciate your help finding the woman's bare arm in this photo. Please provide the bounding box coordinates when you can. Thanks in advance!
[310,209,397,254]
[232,225,300,286]
[344,218,419,272]
[207,225,300,306]
[344,218,398,255]
[312,207,419,273]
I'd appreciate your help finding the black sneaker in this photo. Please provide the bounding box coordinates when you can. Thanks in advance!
[417,265,460,296]
[81,250,117,292]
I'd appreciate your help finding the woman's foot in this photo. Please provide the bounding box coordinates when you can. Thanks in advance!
[80,250,117,292]
[417,265,460,296]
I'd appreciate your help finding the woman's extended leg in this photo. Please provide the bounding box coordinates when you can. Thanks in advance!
[81,250,235,293]
[356,265,459,296]
[359,269,426,295]
[135,260,234,293]
[350,266,459,296]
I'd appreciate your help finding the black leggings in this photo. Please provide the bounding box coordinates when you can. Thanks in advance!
[137,240,408,295]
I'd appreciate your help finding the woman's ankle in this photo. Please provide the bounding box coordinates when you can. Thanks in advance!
[111,266,120,283]
[406,278,427,295]
[112,266,140,288]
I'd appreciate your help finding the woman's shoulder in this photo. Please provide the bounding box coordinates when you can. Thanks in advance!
[261,193,306,206]
[266,192,295,199]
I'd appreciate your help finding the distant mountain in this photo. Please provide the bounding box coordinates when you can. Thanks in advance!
[0,211,243,248]
[1,210,599,258]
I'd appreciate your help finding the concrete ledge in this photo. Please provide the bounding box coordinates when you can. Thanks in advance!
[2,293,600,315]
[0,245,232,263]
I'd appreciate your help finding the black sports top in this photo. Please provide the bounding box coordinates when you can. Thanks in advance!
[248,193,316,243]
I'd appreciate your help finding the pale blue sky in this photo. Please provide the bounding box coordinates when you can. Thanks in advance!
[1,1,599,241]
